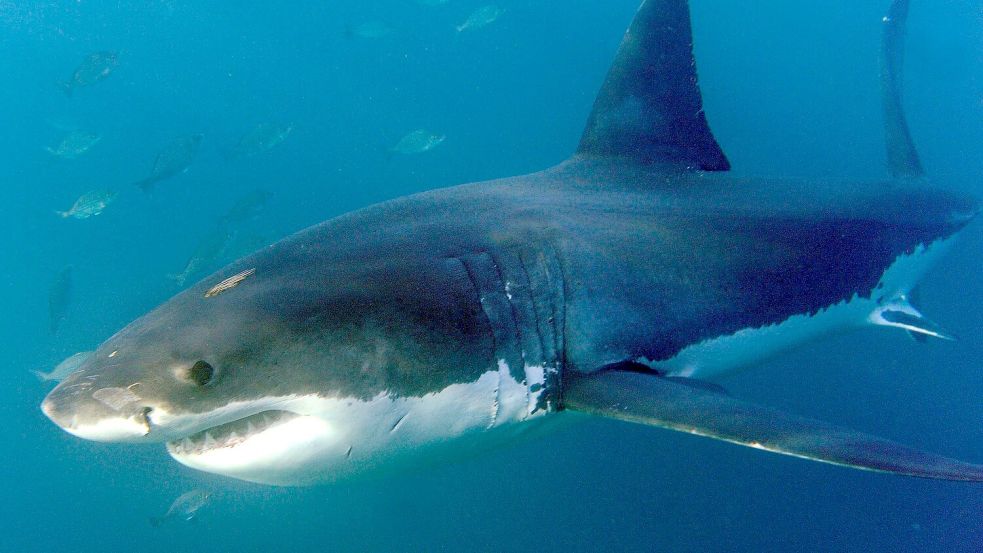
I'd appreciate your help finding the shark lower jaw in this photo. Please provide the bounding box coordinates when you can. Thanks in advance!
[164,408,341,486]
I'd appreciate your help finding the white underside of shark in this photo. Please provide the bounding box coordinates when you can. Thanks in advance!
[163,360,553,485]
[652,236,956,379]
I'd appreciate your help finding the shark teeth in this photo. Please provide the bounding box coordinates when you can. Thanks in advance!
[166,409,299,456]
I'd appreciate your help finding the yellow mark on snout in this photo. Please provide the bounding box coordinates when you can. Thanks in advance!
[204,268,256,298]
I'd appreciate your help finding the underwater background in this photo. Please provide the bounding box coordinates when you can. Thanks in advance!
[2,1,981,551]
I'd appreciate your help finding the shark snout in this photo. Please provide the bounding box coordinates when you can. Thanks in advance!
[42,382,153,442]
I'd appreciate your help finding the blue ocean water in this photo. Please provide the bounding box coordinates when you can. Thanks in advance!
[2,1,981,551]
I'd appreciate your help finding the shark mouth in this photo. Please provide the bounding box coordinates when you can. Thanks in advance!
[163,404,338,485]
[165,410,300,456]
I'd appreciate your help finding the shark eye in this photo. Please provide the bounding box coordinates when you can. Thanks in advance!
[187,360,216,386]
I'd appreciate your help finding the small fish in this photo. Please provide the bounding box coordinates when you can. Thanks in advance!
[205,268,256,298]
[456,5,502,32]
[150,489,211,527]
[45,130,102,159]
[32,351,93,383]
[49,266,72,334]
[168,225,235,287]
[59,51,118,96]
[56,189,118,219]
[346,21,393,39]
[230,123,292,158]
[391,129,446,155]
[220,189,272,225]
[133,134,204,193]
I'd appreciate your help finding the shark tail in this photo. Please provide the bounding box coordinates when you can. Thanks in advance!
[881,0,924,178]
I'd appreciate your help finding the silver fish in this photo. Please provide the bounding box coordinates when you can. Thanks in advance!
[56,189,118,219]
[168,225,235,287]
[456,5,502,32]
[32,351,94,383]
[59,51,118,96]
[133,134,204,193]
[150,489,211,527]
[391,129,446,154]
[220,189,272,225]
[230,123,292,158]
[45,130,102,159]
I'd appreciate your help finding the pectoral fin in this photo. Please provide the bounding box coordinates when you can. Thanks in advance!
[563,370,983,481]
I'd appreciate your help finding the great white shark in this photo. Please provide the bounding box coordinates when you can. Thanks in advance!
[43,0,982,485]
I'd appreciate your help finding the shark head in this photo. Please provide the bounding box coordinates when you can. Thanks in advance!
[42,227,551,485]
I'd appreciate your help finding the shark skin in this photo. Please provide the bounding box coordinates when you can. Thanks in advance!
[41,0,982,486]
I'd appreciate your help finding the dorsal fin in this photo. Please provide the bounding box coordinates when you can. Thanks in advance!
[576,0,729,171]
[881,0,924,178]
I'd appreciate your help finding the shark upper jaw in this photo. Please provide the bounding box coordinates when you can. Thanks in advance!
[41,388,342,484]
[41,385,316,450]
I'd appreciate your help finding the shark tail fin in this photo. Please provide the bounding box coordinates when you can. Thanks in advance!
[575,0,729,171]
[564,369,983,482]
[881,0,924,178]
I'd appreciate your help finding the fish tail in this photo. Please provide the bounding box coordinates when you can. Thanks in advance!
[133,177,156,193]
[166,272,187,287]
[55,210,70,218]
[57,80,73,97]
[30,370,51,382]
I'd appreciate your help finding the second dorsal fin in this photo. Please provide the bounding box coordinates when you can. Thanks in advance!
[576,0,729,171]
